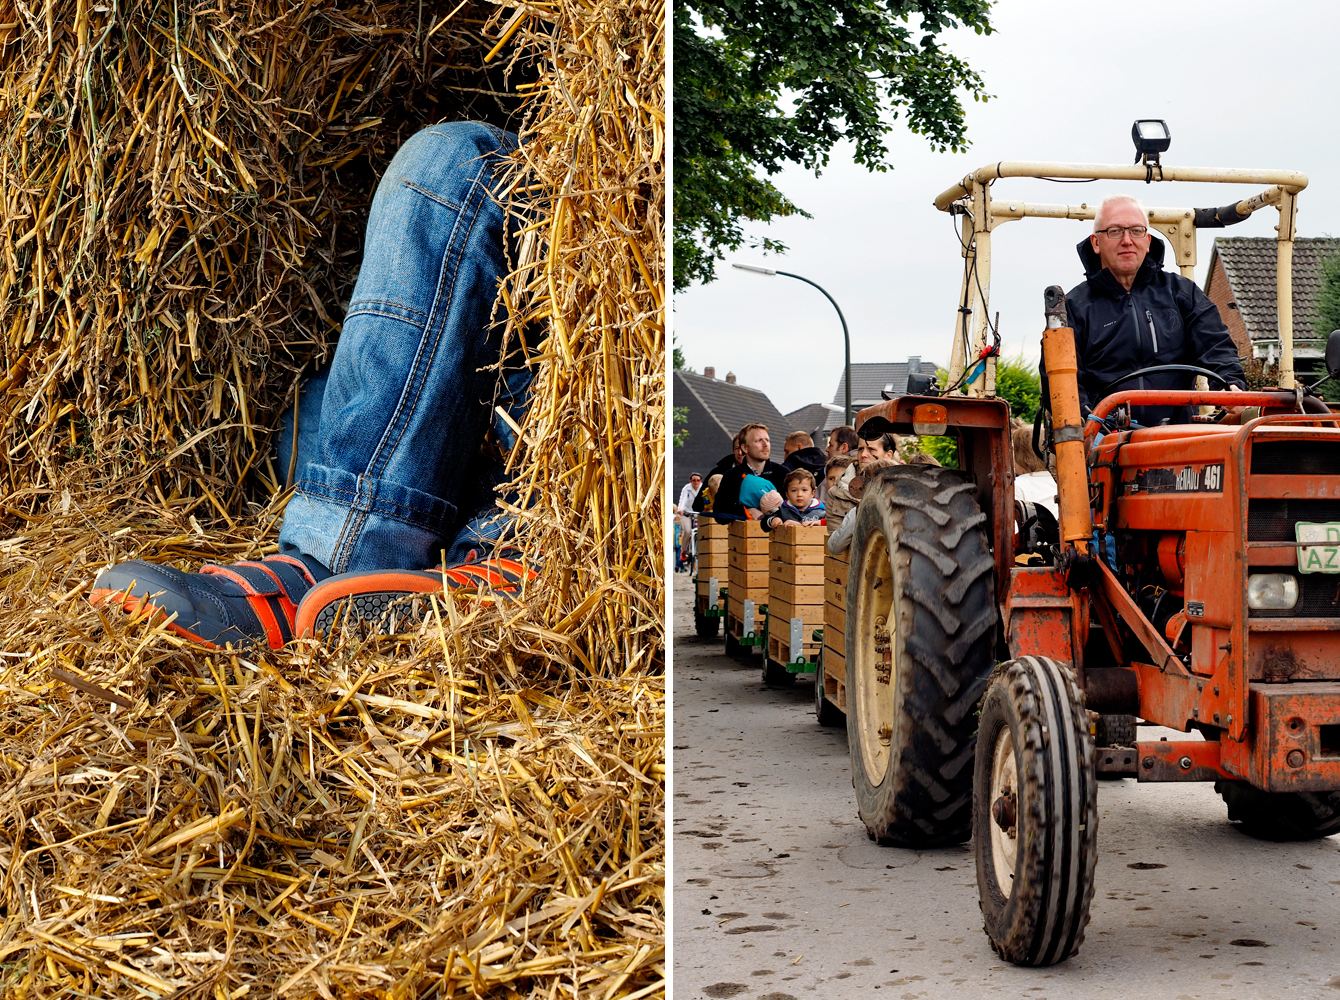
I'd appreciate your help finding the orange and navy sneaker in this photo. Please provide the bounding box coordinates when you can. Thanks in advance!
[294,552,535,638]
[89,554,327,650]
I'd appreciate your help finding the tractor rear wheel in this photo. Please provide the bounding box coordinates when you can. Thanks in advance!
[1214,781,1340,841]
[974,656,1098,966]
[844,466,996,847]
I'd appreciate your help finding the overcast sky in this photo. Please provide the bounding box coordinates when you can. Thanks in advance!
[673,0,1340,417]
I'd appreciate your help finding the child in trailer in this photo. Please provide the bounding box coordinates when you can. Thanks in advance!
[826,458,898,553]
[824,454,856,498]
[760,468,825,532]
[737,472,779,520]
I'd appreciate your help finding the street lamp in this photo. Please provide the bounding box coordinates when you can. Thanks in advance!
[732,263,852,425]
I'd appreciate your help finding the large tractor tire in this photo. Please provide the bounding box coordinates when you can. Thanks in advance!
[974,656,1098,966]
[1214,781,1340,841]
[844,465,996,847]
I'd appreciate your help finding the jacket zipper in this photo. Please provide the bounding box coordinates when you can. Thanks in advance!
[1127,296,1146,390]
[1145,308,1159,354]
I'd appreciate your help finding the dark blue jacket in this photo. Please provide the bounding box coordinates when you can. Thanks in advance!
[762,500,825,532]
[1042,236,1246,426]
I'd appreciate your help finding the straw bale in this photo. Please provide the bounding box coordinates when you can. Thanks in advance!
[0,0,665,994]
[0,0,516,506]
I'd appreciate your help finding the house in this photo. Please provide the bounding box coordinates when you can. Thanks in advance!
[784,403,834,447]
[820,357,931,433]
[673,367,791,490]
[1204,236,1340,374]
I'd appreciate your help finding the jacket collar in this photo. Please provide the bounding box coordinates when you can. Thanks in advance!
[1076,233,1166,295]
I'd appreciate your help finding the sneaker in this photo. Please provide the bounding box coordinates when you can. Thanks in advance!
[294,553,536,638]
[89,554,327,650]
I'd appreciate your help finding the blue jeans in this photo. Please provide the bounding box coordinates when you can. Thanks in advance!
[276,122,533,573]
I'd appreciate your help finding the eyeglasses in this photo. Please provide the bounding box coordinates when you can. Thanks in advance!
[1098,225,1148,240]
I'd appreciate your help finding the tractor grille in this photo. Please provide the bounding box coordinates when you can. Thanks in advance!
[1249,566,1340,618]
[1247,499,1340,542]
[1251,441,1340,476]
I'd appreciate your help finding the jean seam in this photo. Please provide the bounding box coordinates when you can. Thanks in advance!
[366,158,494,483]
[345,300,430,322]
[402,179,462,212]
[301,479,452,522]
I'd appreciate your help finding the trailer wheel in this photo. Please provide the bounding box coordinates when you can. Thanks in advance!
[724,632,741,658]
[1214,781,1340,841]
[844,466,996,847]
[815,657,843,727]
[762,658,794,687]
[694,610,720,639]
[974,656,1097,966]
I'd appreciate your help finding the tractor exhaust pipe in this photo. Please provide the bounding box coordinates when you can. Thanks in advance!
[1042,286,1091,556]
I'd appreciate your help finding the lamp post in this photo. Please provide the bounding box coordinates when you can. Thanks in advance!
[732,263,852,426]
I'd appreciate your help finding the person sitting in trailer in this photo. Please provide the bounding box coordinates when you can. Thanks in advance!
[857,428,899,466]
[708,422,789,519]
[759,469,825,532]
[1041,193,1246,428]
[781,431,827,480]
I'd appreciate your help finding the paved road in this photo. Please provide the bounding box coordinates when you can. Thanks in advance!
[670,574,1340,1000]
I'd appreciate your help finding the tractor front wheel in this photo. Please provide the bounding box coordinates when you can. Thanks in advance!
[1214,781,1340,841]
[974,656,1097,966]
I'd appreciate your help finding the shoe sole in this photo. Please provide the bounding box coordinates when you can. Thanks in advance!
[89,587,226,649]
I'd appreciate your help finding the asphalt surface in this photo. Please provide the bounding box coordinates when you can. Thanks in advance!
[670,573,1340,1000]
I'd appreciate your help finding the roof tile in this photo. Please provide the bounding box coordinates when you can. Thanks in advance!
[1212,237,1340,342]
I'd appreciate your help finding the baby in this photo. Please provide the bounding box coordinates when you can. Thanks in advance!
[760,469,825,532]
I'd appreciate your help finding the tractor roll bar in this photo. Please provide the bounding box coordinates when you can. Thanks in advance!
[936,160,1310,397]
[933,163,1308,212]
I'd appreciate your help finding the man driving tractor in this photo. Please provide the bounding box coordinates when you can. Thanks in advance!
[1042,194,1247,426]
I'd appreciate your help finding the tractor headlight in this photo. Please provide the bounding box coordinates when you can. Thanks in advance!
[1247,573,1299,610]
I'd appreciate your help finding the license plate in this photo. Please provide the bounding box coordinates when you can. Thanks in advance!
[1297,522,1340,573]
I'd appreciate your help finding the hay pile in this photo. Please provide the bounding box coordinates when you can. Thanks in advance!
[0,0,665,995]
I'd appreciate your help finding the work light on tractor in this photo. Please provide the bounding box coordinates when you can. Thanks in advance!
[839,128,1340,967]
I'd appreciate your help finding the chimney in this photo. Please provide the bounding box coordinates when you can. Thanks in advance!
[908,356,921,374]
[703,366,715,379]
[725,371,737,384]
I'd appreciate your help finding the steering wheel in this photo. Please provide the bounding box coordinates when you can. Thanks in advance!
[1100,365,1234,395]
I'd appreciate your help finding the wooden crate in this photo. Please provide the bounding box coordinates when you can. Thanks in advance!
[766,597,823,624]
[767,526,826,645]
[767,532,826,563]
[728,519,771,610]
[771,561,824,586]
[768,627,821,667]
[698,519,730,543]
[823,529,851,711]
[729,549,769,573]
[727,597,767,639]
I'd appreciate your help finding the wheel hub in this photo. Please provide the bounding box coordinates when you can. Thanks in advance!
[991,790,1017,836]
[988,726,1019,896]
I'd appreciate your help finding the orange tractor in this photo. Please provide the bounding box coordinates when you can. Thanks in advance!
[843,133,1340,965]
